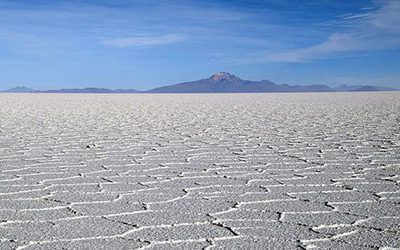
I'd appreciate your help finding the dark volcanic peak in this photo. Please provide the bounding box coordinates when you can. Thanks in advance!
[209,72,243,82]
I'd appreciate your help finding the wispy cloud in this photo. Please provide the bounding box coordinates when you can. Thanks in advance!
[104,34,186,48]
[259,0,400,63]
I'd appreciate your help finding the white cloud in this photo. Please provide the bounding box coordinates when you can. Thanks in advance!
[262,0,400,63]
[104,34,185,48]
[373,0,400,32]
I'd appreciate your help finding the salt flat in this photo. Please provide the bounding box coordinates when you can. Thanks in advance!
[0,92,399,249]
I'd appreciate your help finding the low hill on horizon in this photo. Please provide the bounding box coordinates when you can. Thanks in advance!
[333,84,396,92]
[35,87,141,93]
[2,86,35,93]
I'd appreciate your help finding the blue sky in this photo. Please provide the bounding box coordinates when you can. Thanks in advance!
[0,0,399,90]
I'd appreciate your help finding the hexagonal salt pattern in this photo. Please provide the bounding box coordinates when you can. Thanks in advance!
[0,93,399,249]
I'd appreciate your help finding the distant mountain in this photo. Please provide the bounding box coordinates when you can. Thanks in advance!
[2,86,35,93]
[334,84,397,92]
[113,89,141,93]
[147,72,335,93]
[35,87,141,93]
[353,86,380,92]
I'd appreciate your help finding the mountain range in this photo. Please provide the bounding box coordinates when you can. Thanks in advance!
[148,72,334,93]
[2,72,398,93]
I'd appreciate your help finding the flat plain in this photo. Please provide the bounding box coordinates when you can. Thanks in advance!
[0,92,399,249]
